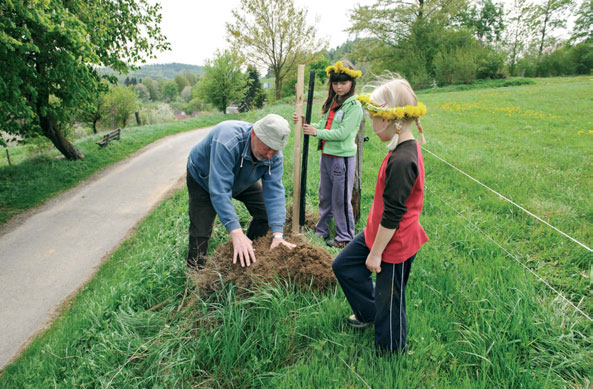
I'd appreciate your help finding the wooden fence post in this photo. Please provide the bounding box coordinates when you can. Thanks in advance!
[292,65,305,234]
[352,115,365,223]
[5,148,11,167]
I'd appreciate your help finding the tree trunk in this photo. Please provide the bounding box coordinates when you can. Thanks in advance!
[274,76,282,101]
[536,10,549,77]
[352,116,365,223]
[39,114,84,160]
[92,119,98,134]
[135,111,141,126]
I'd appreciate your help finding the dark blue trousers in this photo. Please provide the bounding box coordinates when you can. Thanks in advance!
[332,232,415,353]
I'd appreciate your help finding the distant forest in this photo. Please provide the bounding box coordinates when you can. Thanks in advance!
[99,63,204,83]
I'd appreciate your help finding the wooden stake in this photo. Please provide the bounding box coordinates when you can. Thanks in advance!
[352,116,365,222]
[5,148,11,167]
[292,65,305,234]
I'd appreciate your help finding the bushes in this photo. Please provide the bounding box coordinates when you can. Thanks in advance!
[514,42,593,77]
[434,47,477,85]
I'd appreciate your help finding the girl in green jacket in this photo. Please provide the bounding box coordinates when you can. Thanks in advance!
[297,60,363,247]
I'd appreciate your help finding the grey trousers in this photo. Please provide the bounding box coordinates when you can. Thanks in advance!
[316,154,355,242]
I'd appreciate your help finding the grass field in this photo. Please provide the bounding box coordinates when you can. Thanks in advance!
[0,76,591,387]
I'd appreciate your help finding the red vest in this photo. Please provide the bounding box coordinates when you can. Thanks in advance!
[363,142,428,263]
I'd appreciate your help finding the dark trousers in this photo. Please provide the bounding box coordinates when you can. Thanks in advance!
[332,232,415,353]
[186,170,269,262]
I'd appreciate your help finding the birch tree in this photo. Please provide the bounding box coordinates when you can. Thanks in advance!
[527,0,574,75]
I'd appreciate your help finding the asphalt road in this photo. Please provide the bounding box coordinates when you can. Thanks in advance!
[0,127,211,369]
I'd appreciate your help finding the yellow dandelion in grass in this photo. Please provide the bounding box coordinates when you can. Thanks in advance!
[577,130,585,135]
[589,130,593,135]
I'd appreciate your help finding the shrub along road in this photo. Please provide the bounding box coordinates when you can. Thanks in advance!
[0,127,211,368]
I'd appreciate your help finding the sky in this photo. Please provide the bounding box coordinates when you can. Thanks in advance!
[147,0,373,66]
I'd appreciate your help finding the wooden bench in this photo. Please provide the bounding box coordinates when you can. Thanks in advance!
[96,128,121,147]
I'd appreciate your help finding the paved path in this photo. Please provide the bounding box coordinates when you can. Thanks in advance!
[0,127,211,369]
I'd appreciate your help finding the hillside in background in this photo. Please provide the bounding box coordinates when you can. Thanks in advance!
[98,63,203,83]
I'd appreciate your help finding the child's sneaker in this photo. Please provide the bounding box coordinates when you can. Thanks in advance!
[326,238,349,248]
[347,314,371,329]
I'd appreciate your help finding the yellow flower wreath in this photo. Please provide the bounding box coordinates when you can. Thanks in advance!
[325,61,363,79]
[356,94,427,120]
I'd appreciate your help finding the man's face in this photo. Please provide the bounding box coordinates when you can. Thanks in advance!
[251,133,279,161]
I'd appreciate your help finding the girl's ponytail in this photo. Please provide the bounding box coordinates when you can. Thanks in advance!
[416,118,426,144]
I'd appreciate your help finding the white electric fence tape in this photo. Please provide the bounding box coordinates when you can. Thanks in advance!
[422,147,592,253]
[422,147,592,322]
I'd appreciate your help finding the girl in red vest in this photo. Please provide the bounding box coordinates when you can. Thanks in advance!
[332,75,428,354]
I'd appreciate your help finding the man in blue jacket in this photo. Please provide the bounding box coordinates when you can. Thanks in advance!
[186,113,296,269]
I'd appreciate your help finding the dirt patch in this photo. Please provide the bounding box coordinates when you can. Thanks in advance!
[191,234,335,295]
[283,206,318,233]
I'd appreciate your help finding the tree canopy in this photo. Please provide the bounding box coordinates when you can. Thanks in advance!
[0,0,169,159]
[196,51,248,114]
[226,0,326,100]
[572,0,593,43]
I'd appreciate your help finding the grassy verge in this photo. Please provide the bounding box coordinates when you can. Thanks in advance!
[1,76,592,387]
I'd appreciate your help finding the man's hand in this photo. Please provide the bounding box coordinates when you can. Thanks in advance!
[365,253,382,273]
[270,236,296,250]
[230,228,256,267]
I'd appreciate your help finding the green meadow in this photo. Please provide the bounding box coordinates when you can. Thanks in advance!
[0,76,591,387]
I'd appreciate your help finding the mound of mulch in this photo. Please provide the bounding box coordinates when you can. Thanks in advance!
[191,234,336,295]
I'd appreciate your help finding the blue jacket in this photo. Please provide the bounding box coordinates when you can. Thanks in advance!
[187,120,286,234]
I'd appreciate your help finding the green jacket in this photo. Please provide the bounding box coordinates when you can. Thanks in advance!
[312,95,363,157]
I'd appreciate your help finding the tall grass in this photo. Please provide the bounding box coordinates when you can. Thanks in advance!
[1,77,591,387]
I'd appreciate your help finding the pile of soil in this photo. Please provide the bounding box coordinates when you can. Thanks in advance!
[192,234,336,295]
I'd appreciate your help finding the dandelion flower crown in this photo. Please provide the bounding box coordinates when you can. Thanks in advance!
[356,94,427,121]
[325,61,362,79]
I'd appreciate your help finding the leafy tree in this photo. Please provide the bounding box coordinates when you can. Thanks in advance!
[133,84,150,101]
[308,58,332,85]
[504,0,531,75]
[457,0,505,45]
[156,79,168,98]
[527,0,574,75]
[142,77,160,101]
[348,0,468,87]
[181,86,193,102]
[572,0,593,43]
[0,0,168,160]
[183,72,198,86]
[104,85,138,128]
[244,65,266,110]
[349,0,467,48]
[434,46,478,84]
[226,0,326,100]
[124,77,138,86]
[76,84,109,134]
[327,41,358,63]
[162,81,180,102]
[196,50,248,113]
[174,75,190,93]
